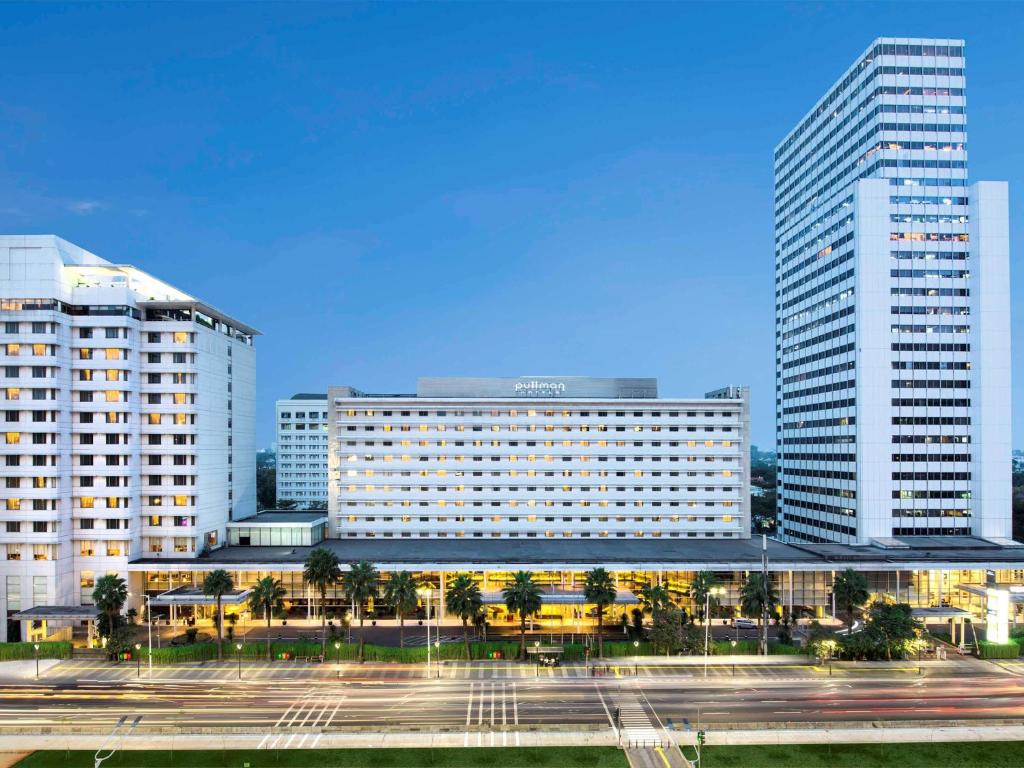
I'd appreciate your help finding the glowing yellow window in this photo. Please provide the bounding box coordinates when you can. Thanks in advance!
[106,369,119,381]
[527,515,537,522]
[722,441,732,447]
[107,497,120,508]
[174,413,187,425]
[704,440,714,447]
[363,469,375,477]
[419,425,428,432]
[347,515,357,523]
[687,440,696,447]
[723,501,733,508]
[544,425,554,432]
[32,344,46,356]
[78,348,91,359]
[346,409,356,417]
[5,432,20,444]
[104,348,120,360]
[105,390,119,402]
[174,495,188,506]
[722,515,733,522]
[491,425,500,432]
[383,425,392,432]
[6,499,19,511]
[80,497,94,509]
[365,410,374,417]
[6,344,20,356]
[173,393,187,405]
[148,414,161,425]
[364,484,375,491]
[173,332,189,344]
[634,426,642,432]
[5,388,19,400]
[508,500,518,508]
[32,477,45,489]
[491,515,502,522]
[634,470,643,477]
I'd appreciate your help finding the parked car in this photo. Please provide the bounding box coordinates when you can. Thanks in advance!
[734,618,756,629]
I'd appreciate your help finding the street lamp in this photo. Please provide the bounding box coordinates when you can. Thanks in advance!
[235,642,243,679]
[633,639,639,676]
[334,641,341,678]
[144,594,154,679]
[434,640,440,678]
[730,639,737,676]
[704,586,726,678]
[534,640,541,676]
[33,643,39,679]
[134,644,141,678]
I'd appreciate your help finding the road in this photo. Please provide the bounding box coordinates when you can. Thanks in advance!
[0,658,1023,745]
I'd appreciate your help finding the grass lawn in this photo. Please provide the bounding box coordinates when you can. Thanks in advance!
[15,747,627,768]
[702,741,1024,768]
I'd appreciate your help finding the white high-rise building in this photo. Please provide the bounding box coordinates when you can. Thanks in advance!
[0,235,257,639]
[275,394,329,508]
[774,38,1011,544]
[327,377,750,540]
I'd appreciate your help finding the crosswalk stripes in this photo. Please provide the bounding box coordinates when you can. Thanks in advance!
[258,689,345,749]
[462,681,518,748]
[616,694,662,748]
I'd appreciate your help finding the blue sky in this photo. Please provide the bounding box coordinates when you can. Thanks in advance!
[2,2,1022,450]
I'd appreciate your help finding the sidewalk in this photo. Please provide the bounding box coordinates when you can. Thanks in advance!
[704,724,1024,746]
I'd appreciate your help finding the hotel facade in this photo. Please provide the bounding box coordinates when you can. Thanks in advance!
[0,236,257,641]
[275,394,329,509]
[774,38,1011,544]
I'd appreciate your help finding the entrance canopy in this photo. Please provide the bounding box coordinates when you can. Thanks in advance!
[480,588,637,605]
[12,606,96,621]
[958,583,1024,603]
[912,606,973,621]
[148,585,251,607]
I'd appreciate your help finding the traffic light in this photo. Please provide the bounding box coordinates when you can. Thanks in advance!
[697,730,706,746]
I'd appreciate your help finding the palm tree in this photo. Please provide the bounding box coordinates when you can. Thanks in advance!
[446,574,484,660]
[342,560,380,663]
[202,569,234,661]
[639,584,671,619]
[583,568,616,659]
[92,574,128,640]
[502,571,542,660]
[248,576,287,661]
[740,572,779,655]
[383,571,420,648]
[832,568,870,631]
[303,546,342,656]
[690,570,720,623]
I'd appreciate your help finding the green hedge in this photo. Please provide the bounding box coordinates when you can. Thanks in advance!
[978,639,1021,659]
[0,641,72,661]
[709,639,803,655]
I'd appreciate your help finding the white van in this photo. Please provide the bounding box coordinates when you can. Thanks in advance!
[734,618,756,629]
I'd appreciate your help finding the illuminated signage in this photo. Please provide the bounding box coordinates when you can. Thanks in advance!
[986,587,1010,644]
[513,380,566,397]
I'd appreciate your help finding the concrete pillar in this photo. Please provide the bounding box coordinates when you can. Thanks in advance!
[439,572,447,621]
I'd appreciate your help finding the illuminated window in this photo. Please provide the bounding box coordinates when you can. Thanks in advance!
[148,414,161,425]
[173,332,189,344]
[5,344,20,356]
[105,390,120,403]
[106,369,119,381]
[173,495,188,506]
[722,515,733,522]
[31,344,46,356]
[104,348,120,360]
[5,499,19,511]
[722,470,732,477]
[78,348,91,359]
[5,432,20,444]
[107,497,120,509]
[81,497,94,509]
[173,393,187,405]
[174,413,187,425]
[5,388,19,400]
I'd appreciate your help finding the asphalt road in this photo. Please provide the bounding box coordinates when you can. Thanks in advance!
[1,663,1023,741]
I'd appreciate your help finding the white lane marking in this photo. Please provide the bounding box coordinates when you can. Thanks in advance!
[463,683,474,747]
[594,682,616,728]
[512,682,520,746]
[501,683,507,746]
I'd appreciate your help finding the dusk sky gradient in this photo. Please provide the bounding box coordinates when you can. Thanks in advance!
[2,2,1021,450]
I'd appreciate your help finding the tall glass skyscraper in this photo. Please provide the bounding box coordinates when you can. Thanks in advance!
[774,38,1011,544]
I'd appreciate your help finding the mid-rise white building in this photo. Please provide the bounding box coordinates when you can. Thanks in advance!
[0,235,257,639]
[774,38,1011,544]
[275,394,328,508]
[327,377,750,540]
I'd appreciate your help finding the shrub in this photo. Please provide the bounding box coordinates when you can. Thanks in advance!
[978,640,1021,659]
[0,641,72,661]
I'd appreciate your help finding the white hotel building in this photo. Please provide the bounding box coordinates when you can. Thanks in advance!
[327,377,751,540]
[0,235,257,640]
[275,394,329,508]
[775,38,1011,544]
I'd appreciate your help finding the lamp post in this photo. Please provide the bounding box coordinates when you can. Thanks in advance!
[33,643,39,679]
[334,641,341,678]
[434,640,440,678]
[235,642,243,679]
[730,639,737,676]
[134,644,141,678]
[633,639,639,676]
[419,587,434,679]
[534,640,541,676]
[144,594,153,679]
[704,586,726,678]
